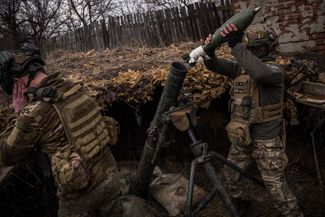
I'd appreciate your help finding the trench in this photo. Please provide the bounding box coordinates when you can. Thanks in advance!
[0,88,324,217]
[107,87,231,162]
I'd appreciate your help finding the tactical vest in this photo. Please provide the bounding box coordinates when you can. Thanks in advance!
[52,84,110,161]
[27,77,117,194]
[229,73,282,125]
[226,62,283,145]
[26,79,117,162]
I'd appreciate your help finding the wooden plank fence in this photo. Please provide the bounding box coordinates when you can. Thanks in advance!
[47,1,232,52]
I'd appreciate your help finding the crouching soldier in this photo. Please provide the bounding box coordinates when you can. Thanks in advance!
[203,25,304,217]
[0,43,122,217]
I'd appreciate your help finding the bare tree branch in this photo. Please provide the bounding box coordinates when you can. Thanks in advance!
[68,0,116,26]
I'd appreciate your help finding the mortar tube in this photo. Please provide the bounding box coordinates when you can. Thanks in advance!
[130,62,188,197]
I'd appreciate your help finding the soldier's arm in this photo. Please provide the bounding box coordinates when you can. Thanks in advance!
[204,54,241,79]
[0,109,41,166]
[231,43,283,84]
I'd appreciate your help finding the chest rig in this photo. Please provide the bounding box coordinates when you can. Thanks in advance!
[28,81,111,162]
[229,73,282,125]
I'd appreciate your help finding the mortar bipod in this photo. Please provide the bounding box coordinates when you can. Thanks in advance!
[185,130,239,217]
[165,103,238,217]
[165,103,265,217]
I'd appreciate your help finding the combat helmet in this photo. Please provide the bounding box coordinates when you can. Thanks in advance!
[243,28,278,58]
[0,43,45,94]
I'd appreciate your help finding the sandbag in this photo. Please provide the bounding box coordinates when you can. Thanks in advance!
[118,161,162,195]
[149,173,207,216]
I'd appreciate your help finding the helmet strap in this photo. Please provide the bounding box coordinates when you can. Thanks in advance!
[26,70,38,88]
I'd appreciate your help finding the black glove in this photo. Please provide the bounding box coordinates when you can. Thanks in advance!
[227,32,244,49]
[205,49,215,58]
[0,51,13,70]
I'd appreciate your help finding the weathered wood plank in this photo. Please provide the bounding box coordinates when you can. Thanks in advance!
[46,2,231,51]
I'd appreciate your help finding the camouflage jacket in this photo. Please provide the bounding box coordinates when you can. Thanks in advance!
[204,43,284,139]
[0,72,116,192]
[0,88,13,132]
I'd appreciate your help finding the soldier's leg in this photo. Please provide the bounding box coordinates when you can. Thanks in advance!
[224,141,254,198]
[252,137,303,217]
[58,194,97,217]
[97,167,123,217]
[58,177,108,217]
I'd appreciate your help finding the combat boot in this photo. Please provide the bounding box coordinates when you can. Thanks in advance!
[232,198,259,217]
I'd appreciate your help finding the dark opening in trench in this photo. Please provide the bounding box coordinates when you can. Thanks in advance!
[107,87,231,162]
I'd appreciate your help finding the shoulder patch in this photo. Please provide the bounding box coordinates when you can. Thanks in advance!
[21,101,42,117]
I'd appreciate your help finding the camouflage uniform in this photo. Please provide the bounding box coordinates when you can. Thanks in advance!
[58,166,122,217]
[0,87,12,131]
[224,137,302,216]
[204,42,303,216]
[0,72,122,217]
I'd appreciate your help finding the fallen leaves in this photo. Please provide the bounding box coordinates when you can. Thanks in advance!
[46,42,230,107]
[46,42,322,108]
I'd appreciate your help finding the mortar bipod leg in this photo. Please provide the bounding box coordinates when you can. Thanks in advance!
[185,157,221,217]
[209,151,265,188]
[186,156,219,217]
[184,155,239,217]
[203,162,239,217]
[185,157,199,217]
[185,143,239,216]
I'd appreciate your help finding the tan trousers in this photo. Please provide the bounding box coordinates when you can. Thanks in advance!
[224,136,303,217]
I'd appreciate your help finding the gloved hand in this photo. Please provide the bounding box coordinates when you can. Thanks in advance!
[227,31,244,49]
[0,51,13,71]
